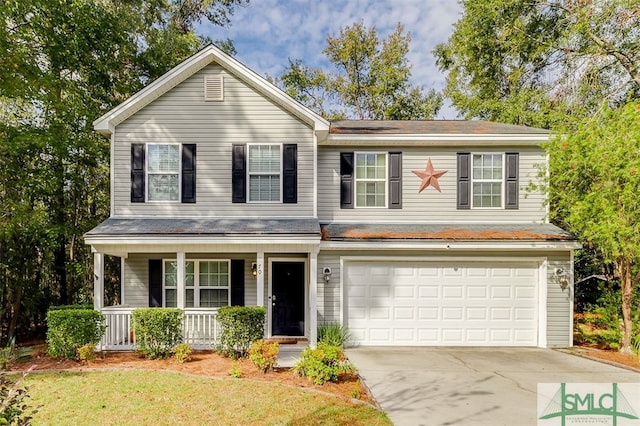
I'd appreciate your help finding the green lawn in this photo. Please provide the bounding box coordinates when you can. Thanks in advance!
[22,370,390,425]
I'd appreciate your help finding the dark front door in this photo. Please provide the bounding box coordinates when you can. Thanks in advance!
[271,261,305,336]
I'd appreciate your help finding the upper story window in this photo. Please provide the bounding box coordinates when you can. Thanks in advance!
[472,153,503,208]
[355,152,387,207]
[131,143,196,204]
[147,144,180,201]
[164,260,230,308]
[457,152,518,210]
[248,144,281,202]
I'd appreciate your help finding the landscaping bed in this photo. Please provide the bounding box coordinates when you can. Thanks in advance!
[7,345,375,405]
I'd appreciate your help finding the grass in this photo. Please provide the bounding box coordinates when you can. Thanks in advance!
[22,370,390,425]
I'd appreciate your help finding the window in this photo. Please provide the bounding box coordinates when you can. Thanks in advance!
[472,153,503,208]
[248,144,281,202]
[355,153,387,207]
[163,260,230,308]
[147,144,180,201]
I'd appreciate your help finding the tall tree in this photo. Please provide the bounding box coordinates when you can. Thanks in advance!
[546,102,640,353]
[279,22,442,120]
[0,0,246,340]
[434,0,640,127]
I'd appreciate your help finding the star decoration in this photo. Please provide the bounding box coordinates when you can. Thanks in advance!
[412,158,448,193]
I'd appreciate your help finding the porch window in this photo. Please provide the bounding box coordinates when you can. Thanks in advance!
[164,260,230,308]
[147,144,180,201]
[248,144,281,202]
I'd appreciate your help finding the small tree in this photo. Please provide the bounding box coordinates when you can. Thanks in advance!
[546,102,640,353]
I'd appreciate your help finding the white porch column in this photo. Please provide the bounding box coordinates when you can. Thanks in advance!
[309,251,318,348]
[176,252,185,309]
[93,252,104,311]
[256,252,264,306]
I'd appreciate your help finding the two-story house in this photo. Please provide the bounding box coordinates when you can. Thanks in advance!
[85,45,579,350]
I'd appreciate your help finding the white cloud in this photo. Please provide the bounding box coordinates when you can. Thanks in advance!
[201,0,462,118]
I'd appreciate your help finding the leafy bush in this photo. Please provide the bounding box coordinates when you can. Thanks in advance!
[77,343,97,363]
[0,367,38,425]
[132,308,184,359]
[216,306,266,359]
[46,308,106,359]
[318,323,351,347]
[48,305,93,311]
[294,342,354,385]
[248,340,279,373]
[172,343,192,364]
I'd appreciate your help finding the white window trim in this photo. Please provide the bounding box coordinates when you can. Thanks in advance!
[246,143,283,203]
[162,259,231,308]
[146,143,181,203]
[470,152,505,209]
[354,151,388,208]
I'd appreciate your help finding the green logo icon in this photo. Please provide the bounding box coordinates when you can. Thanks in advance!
[539,383,639,425]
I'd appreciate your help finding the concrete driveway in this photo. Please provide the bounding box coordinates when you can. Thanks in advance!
[346,347,640,426]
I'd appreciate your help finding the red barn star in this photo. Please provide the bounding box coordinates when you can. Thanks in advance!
[412,159,448,193]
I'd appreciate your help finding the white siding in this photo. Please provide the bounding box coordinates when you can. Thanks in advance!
[318,146,547,223]
[546,252,572,347]
[113,64,315,217]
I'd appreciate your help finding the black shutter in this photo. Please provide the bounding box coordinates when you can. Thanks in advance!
[457,153,471,209]
[340,152,354,209]
[388,152,402,209]
[505,152,519,209]
[283,144,297,203]
[131,144,145,203]
[232,144,246,203]
[181,144,196,203]
[230,259,245,306]
[148,259,163,307]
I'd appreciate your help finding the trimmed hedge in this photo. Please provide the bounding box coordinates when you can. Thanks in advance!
[216,306,266,358]
[132,308,184,359]
[46,308,106,359]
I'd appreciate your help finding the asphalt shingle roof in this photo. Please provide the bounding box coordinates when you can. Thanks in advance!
[329,120,549,135]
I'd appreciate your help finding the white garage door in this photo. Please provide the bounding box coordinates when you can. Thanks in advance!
[345,261,539,346]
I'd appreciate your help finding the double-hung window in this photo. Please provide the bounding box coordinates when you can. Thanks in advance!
[147,144,180,201]
[355,152,387,207]
[472,153,503,208]
[248,144,281,202]
[163,260,230,308]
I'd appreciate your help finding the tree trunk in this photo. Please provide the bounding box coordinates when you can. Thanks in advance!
[616,256,635,354]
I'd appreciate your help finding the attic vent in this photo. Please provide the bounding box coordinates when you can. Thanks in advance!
[204,75,223,101]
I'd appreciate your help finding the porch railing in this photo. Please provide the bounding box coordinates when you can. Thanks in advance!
[99,307,220,351]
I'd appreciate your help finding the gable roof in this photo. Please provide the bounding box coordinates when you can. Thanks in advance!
[330,120,549,135]
[93,44,330,137]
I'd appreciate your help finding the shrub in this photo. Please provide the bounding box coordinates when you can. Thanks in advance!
[173,343,192,364]
[46,308,106,359]
[294,342,354,385]
[317,323,351,347]
[0,367,38,425]
[248,340,279,373]
[216,306,266,359]
[132,308,184,359]
[229,362,242,378]
[48,305,93,311]
[77,343,97,363]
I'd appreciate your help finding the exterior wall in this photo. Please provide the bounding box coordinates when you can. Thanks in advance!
[318,145,547,223]
[113,64,315,217]
[121,253,258,307]
[316,249,573,348]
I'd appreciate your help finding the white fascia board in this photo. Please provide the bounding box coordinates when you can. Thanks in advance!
[93,45,329,137]
[322,134,549,146]
[320,241,581,251]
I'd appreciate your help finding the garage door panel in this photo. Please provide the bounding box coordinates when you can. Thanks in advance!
[346,261,539,347]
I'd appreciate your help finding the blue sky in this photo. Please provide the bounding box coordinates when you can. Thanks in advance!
[200,0,463,118]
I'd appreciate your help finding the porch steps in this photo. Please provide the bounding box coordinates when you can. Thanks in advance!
[271,338,308,368]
